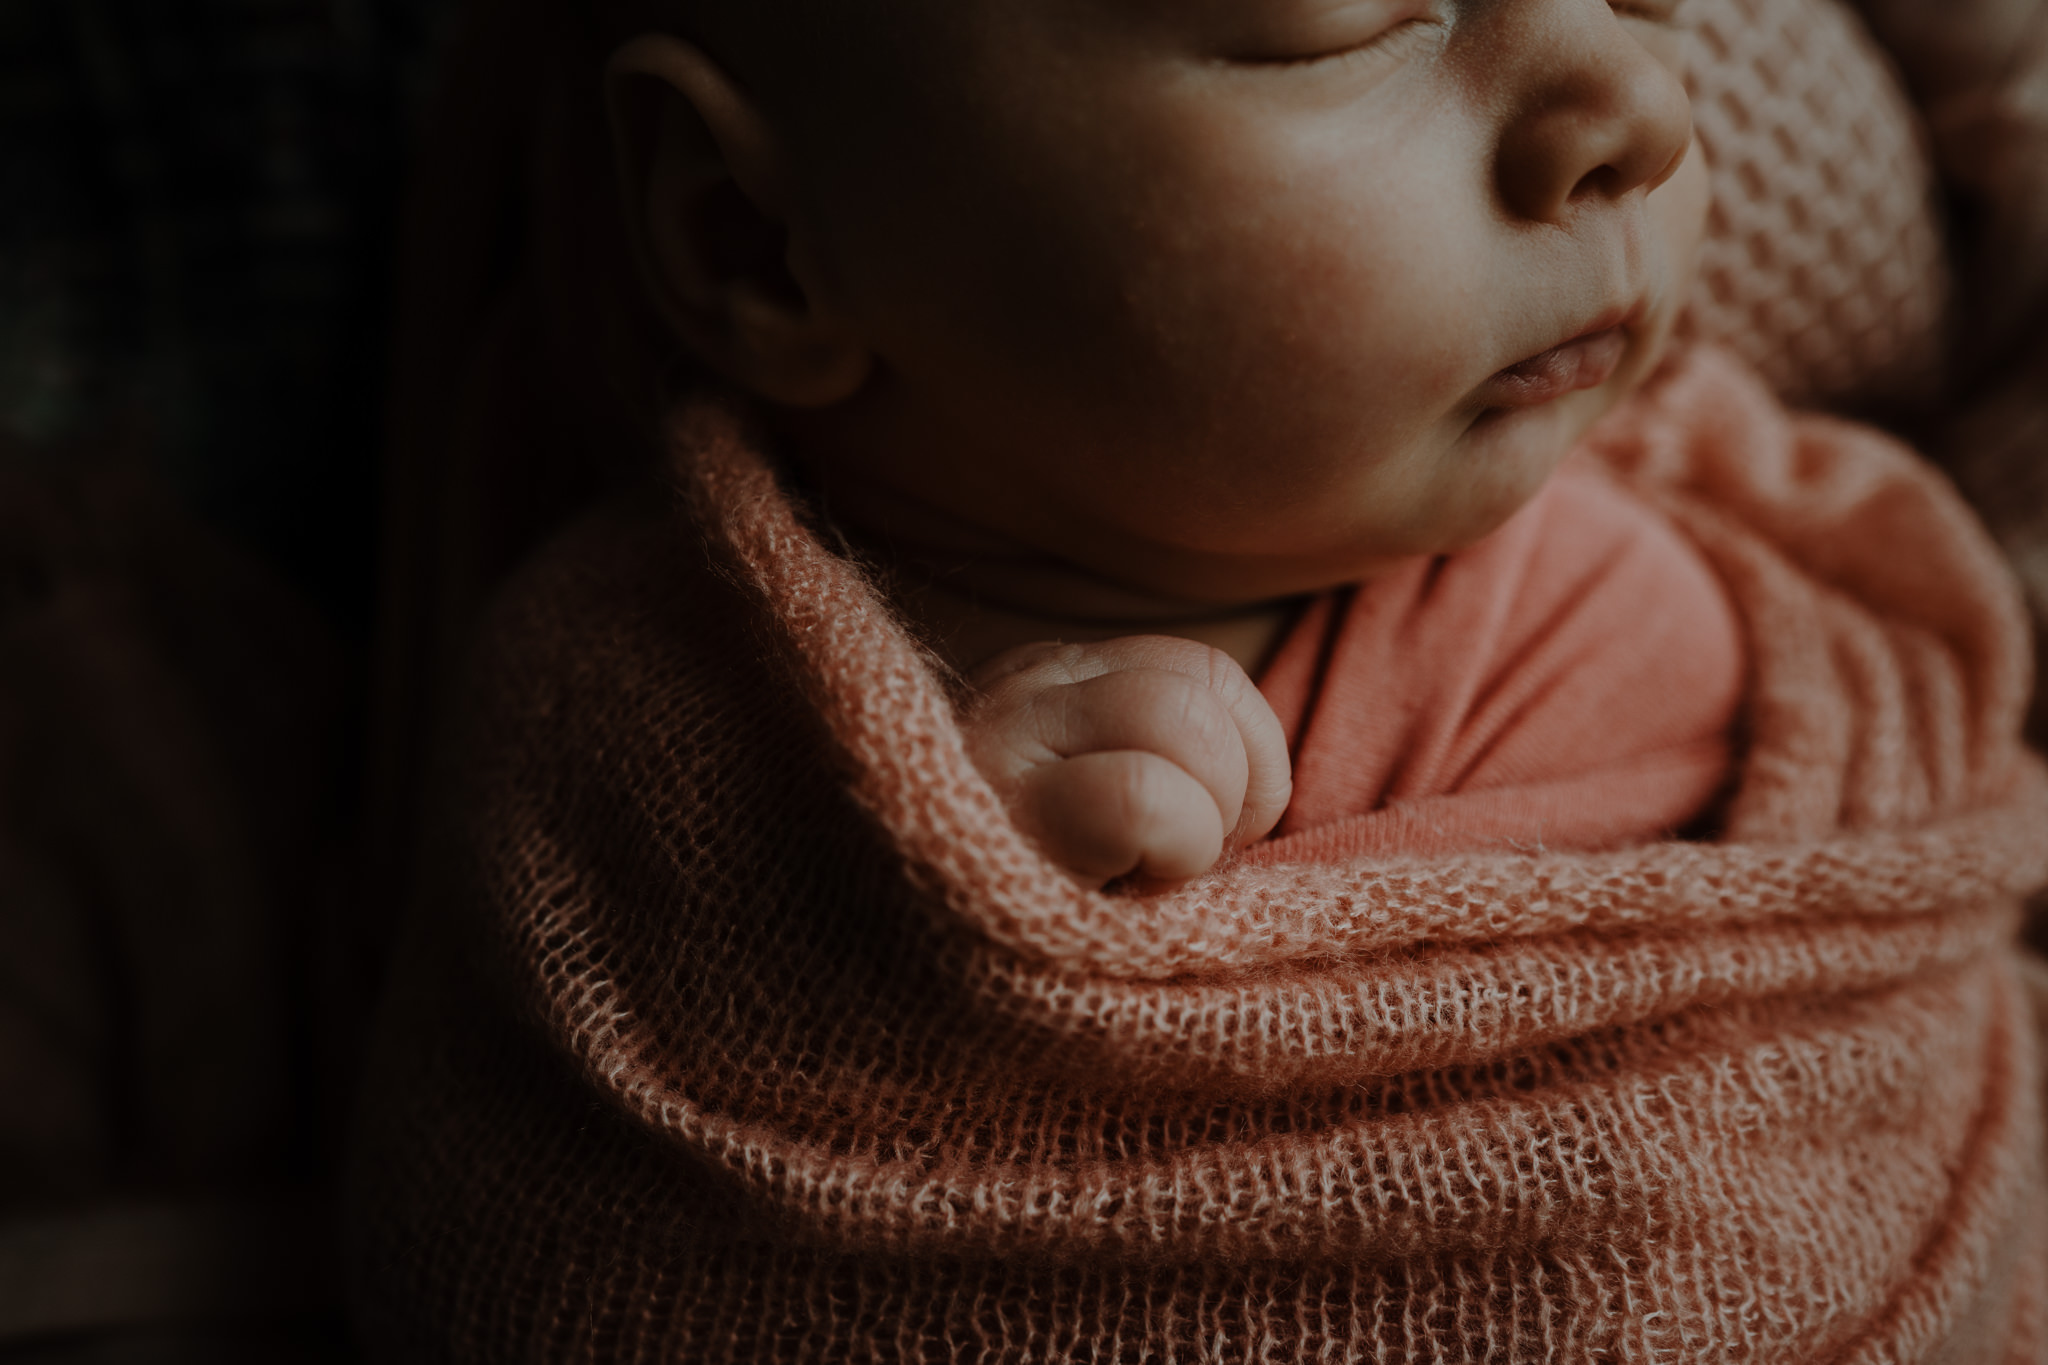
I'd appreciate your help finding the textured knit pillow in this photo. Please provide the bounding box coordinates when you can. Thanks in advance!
[1841,0,2048,753]
[1848,0,2048,362]
[1679,0,1949,407]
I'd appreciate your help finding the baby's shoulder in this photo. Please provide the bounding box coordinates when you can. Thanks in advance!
[456,491,805,793]
[483,496,721,670]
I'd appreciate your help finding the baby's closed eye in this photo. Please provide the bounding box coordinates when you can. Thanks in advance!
[1220,0,1447,65]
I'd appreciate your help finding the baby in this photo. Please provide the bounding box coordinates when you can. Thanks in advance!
[348,0,2048,1357]
[604,0,1725,883]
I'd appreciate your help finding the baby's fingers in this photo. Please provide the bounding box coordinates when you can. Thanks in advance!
[1013,750,1227,887]
[1029,668,1250,840]
[973,636,1292,849]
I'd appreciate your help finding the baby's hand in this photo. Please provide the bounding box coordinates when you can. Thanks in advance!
[963,637,1293,890]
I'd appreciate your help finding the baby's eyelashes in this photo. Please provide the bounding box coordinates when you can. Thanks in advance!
[1609,0,1683,23]
[1213,0,1447,66]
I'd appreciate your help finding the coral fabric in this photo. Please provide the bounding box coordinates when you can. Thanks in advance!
[348,346,2048,1362]
[1255,465,1745,860]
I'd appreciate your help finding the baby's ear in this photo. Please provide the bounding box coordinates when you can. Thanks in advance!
[606,35,872,407]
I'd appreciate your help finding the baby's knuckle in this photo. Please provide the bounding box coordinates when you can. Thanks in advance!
[1043,641,1110,682]
[1193,642,1254,696]
[1124,635,1218,677]
[971,641,1096,698]
[961,702,1049,774]
[1157,672,1233,744]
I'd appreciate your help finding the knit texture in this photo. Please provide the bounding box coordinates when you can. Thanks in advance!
[349,346,2048,1362]
[1682,0,1949,407]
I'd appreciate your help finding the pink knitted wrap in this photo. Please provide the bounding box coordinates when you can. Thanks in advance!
[349,346,2048,1361]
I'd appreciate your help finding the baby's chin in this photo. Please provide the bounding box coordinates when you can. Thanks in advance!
[1417,385,1618,548]
[1122,402,1613,603]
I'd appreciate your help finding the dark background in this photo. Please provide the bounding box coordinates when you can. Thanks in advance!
[2,2,451,1358]
[2,0,449,638]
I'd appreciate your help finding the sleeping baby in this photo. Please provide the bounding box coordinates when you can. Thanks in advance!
[348,0,2048,1359]
[605,0,1741,883]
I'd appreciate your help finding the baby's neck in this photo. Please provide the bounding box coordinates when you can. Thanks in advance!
[806,473,1299,676]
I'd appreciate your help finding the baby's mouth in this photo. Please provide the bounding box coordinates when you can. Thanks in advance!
[1480,324,1629,408]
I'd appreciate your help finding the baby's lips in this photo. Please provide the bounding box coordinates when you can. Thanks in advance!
[1482,325,1629,408]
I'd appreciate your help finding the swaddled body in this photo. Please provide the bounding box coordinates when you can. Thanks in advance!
[350,345,2048,1361]
[348,0,2048,1358]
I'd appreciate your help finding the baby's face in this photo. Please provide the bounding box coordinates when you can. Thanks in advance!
[735,0,1709,603]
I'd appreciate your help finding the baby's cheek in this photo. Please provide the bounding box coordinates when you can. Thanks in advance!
[1655,136,1712,302]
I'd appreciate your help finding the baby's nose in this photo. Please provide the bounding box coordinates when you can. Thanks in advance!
[1491,0,1695,224]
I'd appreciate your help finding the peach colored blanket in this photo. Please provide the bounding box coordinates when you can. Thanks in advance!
[350,346,2048,1362]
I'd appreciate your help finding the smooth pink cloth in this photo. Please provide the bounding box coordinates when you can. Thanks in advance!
[1255,464,1747,860]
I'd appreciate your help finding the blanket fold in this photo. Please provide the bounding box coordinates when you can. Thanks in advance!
[350,345,2048,1362]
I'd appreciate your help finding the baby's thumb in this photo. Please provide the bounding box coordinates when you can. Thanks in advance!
[1205,653,1292,850]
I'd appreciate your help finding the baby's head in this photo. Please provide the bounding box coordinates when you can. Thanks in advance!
[602,0,1709,606]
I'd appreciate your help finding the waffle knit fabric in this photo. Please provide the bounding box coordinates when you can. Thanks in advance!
[348,345,2048,1362]
[1681,0,1949,407]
